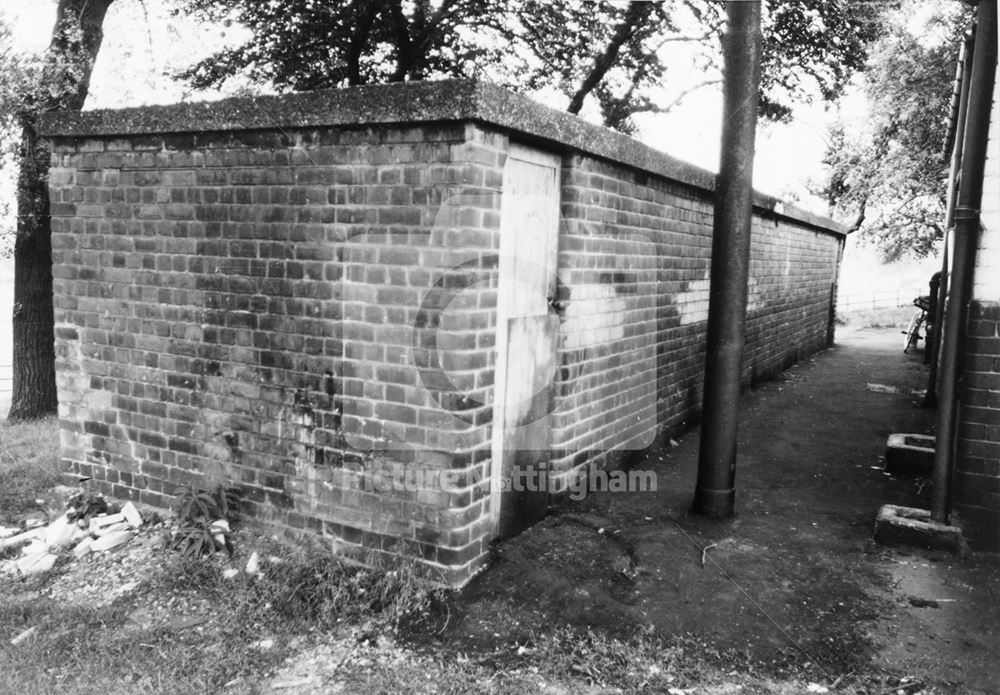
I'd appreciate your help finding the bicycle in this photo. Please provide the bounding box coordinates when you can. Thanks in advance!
[903,295,932,353]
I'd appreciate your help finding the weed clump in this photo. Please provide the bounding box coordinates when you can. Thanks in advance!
[262,549,439,633]
[168,484,243,558]
[159,539,441,639]
[159,482,440,641]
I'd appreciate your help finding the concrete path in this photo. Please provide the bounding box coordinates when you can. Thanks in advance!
[449,328,1000,693]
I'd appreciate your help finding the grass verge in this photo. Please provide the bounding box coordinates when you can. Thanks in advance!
[836,305,918,330]
[0,537,443,694]
[0,600,255,695]
[0,417,62,523]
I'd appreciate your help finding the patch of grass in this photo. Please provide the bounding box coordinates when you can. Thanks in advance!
[0,537,444,694]
[0,417,61,522]
[836,305,919,330]
[0,596,280,695]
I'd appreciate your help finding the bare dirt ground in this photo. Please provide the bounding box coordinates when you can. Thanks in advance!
[432,329,1000,694]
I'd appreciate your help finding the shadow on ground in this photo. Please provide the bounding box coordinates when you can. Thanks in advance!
[432,329,1000,693]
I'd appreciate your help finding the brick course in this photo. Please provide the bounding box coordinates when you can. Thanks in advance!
[44,81,845,585]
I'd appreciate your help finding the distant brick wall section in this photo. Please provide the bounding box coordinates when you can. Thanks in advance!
[548,155,841,487]
[960,76,999,551]
[973,82,1000,299]
[43,80,845,585]
[956,300,1000,550]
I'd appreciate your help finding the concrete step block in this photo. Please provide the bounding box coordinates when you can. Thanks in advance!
[885,434,935,476]
[874,504,965,553]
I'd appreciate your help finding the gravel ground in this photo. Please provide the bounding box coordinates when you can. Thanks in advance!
[40,527,164,606]
[3,505,222,634]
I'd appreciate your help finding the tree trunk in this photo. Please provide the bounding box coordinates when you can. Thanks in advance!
[6,0,115,421]
[346,0,378,85]
[388,0,416,81]
[8,117,57,421]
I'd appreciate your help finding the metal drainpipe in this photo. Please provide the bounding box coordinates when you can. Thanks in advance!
[927,31,975,406]
[693,0,763,519]
[931,0,997,524]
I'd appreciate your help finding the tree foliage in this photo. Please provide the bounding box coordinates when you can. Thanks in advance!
[177,0,886,133]
[822,0,973,261]
[2,2,114,123]
[1,18,26,251]
[2,3,115,246]
[758,0,884,120]
[0,19,25,138]
[480,0,718,132]
[176,0,493,90]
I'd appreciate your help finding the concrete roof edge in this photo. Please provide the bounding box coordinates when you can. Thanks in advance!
[39,78,845,237]
[750,197,849,237]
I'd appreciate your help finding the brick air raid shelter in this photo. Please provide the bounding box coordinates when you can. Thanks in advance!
[40,80,847,586]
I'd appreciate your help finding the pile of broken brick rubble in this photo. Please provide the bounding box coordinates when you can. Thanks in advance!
[0,495,144,578]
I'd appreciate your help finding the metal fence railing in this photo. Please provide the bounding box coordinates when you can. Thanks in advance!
[837,289,923,313]
[0,364,10,395]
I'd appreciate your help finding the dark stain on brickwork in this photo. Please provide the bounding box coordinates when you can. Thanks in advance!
[270,490,295,509]
[84,420,110,437]
[222,431,241,458]
[599,271,637,295]
[166,374,196,390]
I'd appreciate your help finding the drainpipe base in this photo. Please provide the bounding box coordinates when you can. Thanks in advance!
[874,504,967,554]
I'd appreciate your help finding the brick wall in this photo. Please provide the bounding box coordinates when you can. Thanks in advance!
[50,123,507,585]
[43,81,845,585]
[957,301,1000,550]
[957,75,1000,551]
[548,155,841,488]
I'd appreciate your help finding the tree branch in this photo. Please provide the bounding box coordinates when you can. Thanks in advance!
[567,1,652,115]
[861,193,943,236]
[649,28,719,49]
[486,13,563,82]
[412,0,460,57]
[846,196,867,234]
[656,78,721,114]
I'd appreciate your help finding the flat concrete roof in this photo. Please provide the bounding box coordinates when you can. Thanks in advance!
[39,79,847,237]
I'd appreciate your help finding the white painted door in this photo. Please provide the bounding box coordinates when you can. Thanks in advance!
[491,144,561,538]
